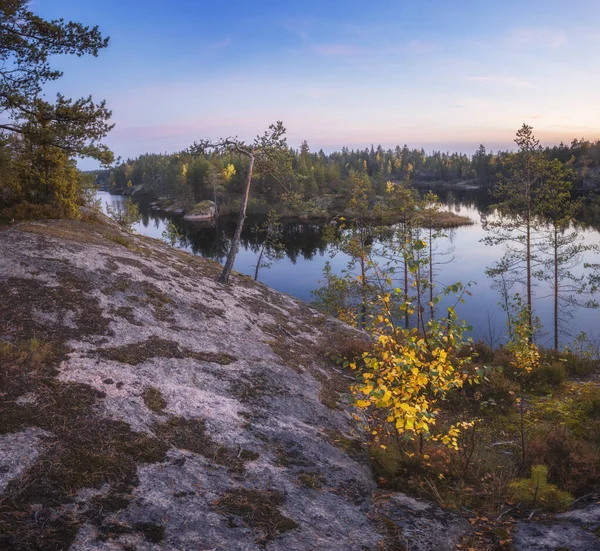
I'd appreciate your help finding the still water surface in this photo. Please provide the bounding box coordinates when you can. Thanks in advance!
[98,191,599,348]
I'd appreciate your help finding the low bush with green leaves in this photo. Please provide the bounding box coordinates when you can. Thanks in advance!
[106,198,141,231]
[508,465,573,512]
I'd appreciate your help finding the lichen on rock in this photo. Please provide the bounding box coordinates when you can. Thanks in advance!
[0,217,476,550]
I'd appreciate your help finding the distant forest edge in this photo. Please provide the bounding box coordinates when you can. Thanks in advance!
[92,137,600,220]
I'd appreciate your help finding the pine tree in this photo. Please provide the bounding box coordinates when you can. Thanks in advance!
[0,0,114,217]
[483,124,547,334]
[536,160,598,350]
[0,1,113,163]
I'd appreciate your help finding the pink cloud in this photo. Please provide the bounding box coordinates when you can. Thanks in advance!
[467,75,534,88]
[506,28,568,49]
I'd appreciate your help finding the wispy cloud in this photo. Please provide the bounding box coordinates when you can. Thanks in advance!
[209,38,232,50]
[308,38,438,59]
[309,43,361,57]
[506,27,568,49]
[467,75,535,88]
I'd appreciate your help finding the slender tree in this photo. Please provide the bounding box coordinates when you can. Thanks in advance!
[483,124,547,334]
[384,181,419,328]
[420,191,456,320]
[536,160,598,350]
[330,173,378,329]
[252,209,285,281]
[486,255,519,331]
[190,122,290,284]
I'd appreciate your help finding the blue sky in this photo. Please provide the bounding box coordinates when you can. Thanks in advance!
[34,0,600,168]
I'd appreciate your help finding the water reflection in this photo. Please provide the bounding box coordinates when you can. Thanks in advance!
[98,191,600,348]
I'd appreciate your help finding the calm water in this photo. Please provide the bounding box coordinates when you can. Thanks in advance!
[98,191,600,348]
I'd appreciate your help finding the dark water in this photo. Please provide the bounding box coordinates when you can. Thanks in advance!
[98,191,600,348]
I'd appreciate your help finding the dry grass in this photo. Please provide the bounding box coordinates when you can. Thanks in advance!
[374,515,408,551]
[2,275,112,343]
[97,336,236,366]
[297,472,324,489]
[142,386,167,412]
[152,416,258,472]
[98,336,183,365]
[0,337,169,550]
[105,233,131,248]
[212,488,299,544]
[420,209,474,229]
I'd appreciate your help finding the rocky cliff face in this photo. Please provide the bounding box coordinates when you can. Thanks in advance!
[2,217,597,551]
[0,217,469,551]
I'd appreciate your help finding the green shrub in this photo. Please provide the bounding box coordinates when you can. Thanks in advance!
[508,465,573,512]
[470,341,494,364]
[531,361,566,389]
[368,441,405,486]
[490,348,518,377]
[1,201,71,223]
[561,352,598,377]
[106,234,131,248]
[583,393,600,420]
[480,370,520,412]
[161,220,183,247]
[106,198,141,230]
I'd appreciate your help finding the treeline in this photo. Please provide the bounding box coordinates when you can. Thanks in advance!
[311,125,600,351]
[101,138,600,209]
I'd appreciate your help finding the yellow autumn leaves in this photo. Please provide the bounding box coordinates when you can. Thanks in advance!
[505,296,541,376]
[351,291,479,450]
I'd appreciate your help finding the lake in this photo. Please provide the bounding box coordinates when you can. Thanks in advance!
[97,190,600,349]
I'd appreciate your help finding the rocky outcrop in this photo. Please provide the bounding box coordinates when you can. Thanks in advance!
[0,216,472,550]
[121,183,147,196]
[183,200,217,221]
[3,216,600,550]
[513,505,600,551]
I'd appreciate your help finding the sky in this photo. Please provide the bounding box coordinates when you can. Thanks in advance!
[32,0,600,169]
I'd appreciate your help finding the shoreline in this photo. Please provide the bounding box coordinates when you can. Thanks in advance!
[104,190,474,229]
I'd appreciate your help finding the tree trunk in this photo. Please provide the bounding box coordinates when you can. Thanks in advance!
[429,226,434,320]
[520,394,526,467]
[219,153,255,284]
[360,255,367,329]
[254,244,265,281]
[417,261,426,335]
[403,223,410,329]
[554,225,559,351]
[526,209,533,337]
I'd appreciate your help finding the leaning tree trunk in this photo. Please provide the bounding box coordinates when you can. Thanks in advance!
[254,244,265,281]
[219,153,255,284]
